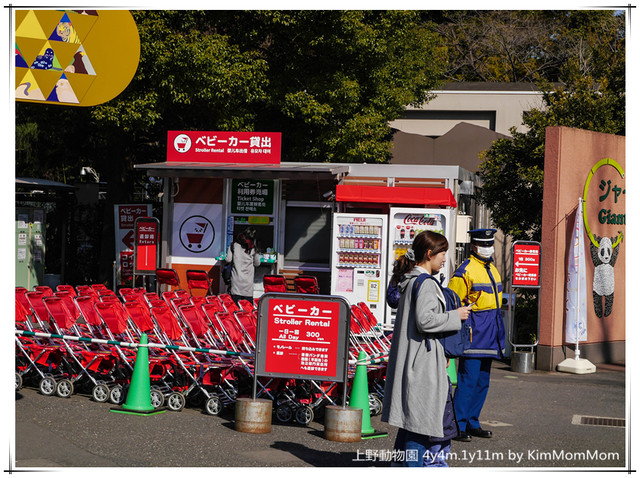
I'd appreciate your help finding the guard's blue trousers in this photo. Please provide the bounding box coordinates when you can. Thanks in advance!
[454,357,492,432]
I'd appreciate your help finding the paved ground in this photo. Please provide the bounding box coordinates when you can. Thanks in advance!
[13,361,628,470]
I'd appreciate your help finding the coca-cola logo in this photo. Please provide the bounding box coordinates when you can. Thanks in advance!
[403,214,436,226]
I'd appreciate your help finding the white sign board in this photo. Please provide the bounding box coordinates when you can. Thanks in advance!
[171,203,223,258]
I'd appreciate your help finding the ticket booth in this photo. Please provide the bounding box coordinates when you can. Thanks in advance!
[135,131,485,317]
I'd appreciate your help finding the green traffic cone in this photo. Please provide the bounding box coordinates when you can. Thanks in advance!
[349,351,387,439]
[111,333,165,415]
[447,358,458,387]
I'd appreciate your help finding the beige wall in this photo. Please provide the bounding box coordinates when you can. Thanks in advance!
[539,127,625,368]
[390,90,545,136]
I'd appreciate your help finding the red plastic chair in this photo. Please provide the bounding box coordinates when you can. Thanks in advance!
[186,269,212,295]
[262,275,287,293]
[156,268,181,287]
[294,275,319,294]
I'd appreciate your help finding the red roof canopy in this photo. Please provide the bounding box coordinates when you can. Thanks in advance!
[336,185,457,208]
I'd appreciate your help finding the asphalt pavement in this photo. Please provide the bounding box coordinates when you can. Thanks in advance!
[13,361,628,470]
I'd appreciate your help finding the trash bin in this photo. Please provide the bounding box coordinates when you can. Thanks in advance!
[511,350,535,373]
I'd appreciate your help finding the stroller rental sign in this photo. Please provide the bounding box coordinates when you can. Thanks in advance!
[256,294,351,383]
[172,203,223,258]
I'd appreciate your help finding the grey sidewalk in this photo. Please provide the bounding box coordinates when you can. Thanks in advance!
[14,361,627,469]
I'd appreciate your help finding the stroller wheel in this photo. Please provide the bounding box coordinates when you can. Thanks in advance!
[275,404,293,423]
[109,384,126,405]
[150,390,165,409]
[39,376,57,396]
[369,394,383,416]
[167,392,186,412]
[15,373,23,391]
[92,384,110,403]
[204,396,222,415]
[56,379,74,398]
[295,405,314,426]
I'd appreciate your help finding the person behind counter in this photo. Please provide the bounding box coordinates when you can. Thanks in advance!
[225,227,261,304]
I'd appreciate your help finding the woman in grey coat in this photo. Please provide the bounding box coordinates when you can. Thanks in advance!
[225,227,261,304]
[381,231,471,466]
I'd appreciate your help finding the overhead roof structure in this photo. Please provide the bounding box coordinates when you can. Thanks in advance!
[134,161,350,181]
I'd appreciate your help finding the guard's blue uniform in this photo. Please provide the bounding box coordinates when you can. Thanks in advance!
[448,251,505,433]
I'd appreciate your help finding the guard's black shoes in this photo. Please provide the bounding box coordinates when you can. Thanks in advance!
[453,431,472,442]
[468,427,493,438]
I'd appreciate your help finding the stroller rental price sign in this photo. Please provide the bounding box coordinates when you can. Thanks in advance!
[512,241,541,288]
[256,294,351,383]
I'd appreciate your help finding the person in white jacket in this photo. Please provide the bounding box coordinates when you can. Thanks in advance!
[225,227,261,304]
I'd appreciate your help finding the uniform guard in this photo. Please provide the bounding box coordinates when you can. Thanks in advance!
[448,228,506,442]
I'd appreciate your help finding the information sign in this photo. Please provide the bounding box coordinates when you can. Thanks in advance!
[134,217,160,275]
[167,131,282,164]
[231,179,274,215]
[256,294,350,383]
[114,204,151,285]
[512,241,541,288]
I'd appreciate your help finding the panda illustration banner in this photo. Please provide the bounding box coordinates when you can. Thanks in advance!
[565,198,588,344]
[171,203,223,258]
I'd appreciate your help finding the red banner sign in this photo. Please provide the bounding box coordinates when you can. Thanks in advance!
[166,131,282,164]
[263,298,342,378]
[512,242,541,288]
[134,217,159,274]
[119,250,133,282]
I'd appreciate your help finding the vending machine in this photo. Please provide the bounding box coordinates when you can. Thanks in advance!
[386,207,456,323]
[330,213,388,324]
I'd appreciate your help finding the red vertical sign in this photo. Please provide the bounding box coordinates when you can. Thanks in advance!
[120,251,134,282]
[134,217,159,274]
[264,298,342,378]
[512,242,541,288]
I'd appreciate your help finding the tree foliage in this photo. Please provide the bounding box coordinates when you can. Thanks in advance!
[464,10,625,240]
[16,10,447,188]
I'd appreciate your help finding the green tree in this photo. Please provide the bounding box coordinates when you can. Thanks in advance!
[212,10,446,163]
[15,10,447,283]
[17,10,446,181]
[474,11,624,240]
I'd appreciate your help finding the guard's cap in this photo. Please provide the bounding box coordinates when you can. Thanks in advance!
[469,228,497,246]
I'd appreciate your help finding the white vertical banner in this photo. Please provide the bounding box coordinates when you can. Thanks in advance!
[565,198,588,343]
[171,203,223,258]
